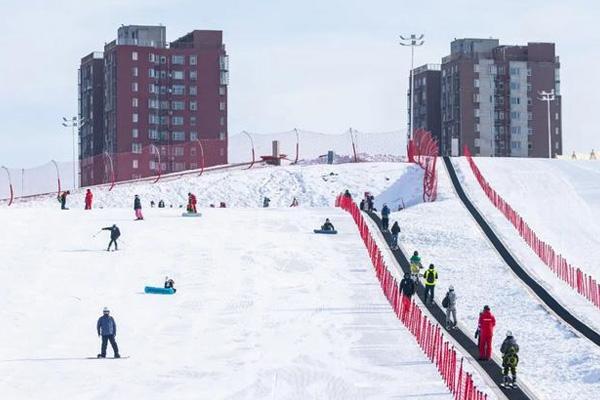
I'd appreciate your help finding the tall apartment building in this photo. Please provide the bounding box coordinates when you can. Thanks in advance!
[408,64,442,145]
[79,25,229,186]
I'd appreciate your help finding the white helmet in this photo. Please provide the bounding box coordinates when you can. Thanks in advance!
[506,330,513,337]
[449,285,454,291]
[103,307,110,313]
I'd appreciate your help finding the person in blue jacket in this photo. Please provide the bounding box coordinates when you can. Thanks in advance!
[97,307,120,358]
[381,203,391,230]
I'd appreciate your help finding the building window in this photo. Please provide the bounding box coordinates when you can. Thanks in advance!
[474,109,480,118]
[160,86,167,95]
[475,123,480,132]
[159,116,169,125]
[132,113,138,123]
[219,101,226,111]
[220,71,229,85]
[474,79,480,88]
[474,63,480,73]
[160,56,167,64]
[132,98,138,107]
[149,115,159,124]
[132,128,139,138]
[132,67,138,77]
[190,148,196,157]
[149,160,158,170]
[527,83,532,93]
[190,55,197,65]
[511,126,521,135]
[190,116,196,126]
[510,111,521,120]
[219,86,226,95]
[473,94,480,103]
[510,82,520,90]
[149,129,159,140]
[172,85,185,95]
[173,146,184,156]
[190,86,197,96]
[172,70,184,80]
[527,98,532,105]
[160,131,169,141]
[555,127,560,135]
[510,67,520,75]
[190,131,198,141]
[220,116,225,126]
[149,68,156,78]
[527,67,532,77]
[510,97,520,105]
[149,53,156,63]
[528,127,534,135]
[220,132,226,141]
[132,143,142,154]
[190,70,197,81]
[132,159,139,169]
[132,82,138,92]
[171,101,185,110]
[190,101,197,111]
[149,98,159,109]
[149,83,158,94]
[220,148,225,157]
[171,55,185,65]
[172,116,184,125]
[172,131,185,141]
[528,112,533,121]
[555,112,559,120]
[132,51,138,61]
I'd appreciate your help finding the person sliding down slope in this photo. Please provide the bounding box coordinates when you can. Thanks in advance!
[164,276,177,293]
[321,218,335,231]
[187,192,198,213]
[97,307,120,358]
[102,224,121,251]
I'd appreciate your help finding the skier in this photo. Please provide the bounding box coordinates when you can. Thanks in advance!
[500,331,519,387]
[442,285,457,329]
[58,190,70,210]
[381,203,391,230]
[164,276,177,293]
[423,264,438,304]
[102,224,121,251]
[134,195,144,220]
[410,251,423,281]
[263,197,270,208]
[390,221,401,249]
[187,192,197,213]
[321,218,335,231]
[84,189,93,210]
[290,197,299,207]
[478,305,496,360]
[97,307,120,358]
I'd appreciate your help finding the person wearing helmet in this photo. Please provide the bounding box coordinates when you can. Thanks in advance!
[96,307,120,358]
[442,286,457,329]
[390,221,401,250]
[101,224,121,251]
[164,276,176,293]
[423,264,438,304]
[500,331,520,387]
[409,251,423,281]
[381,203,391,230]
[321,218,335,231]
[478,305,496,360]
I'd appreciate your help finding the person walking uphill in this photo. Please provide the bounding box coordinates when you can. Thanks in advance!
[478,305,496,360]
[97,307,120,358]
[442,286,457,329]
[134,195,144,220]
[102,224,120,251]
[500,331,519,387]
[390,221,401,250]
[423,264,438,304]
[84,189,93,210]
[381,203,391,230]
[399,272,416,318]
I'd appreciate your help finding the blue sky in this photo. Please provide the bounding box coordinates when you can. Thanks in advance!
[0,0,598,166]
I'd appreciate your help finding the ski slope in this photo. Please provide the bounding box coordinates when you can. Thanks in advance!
[0,202,456,398]
[376,162,600,400]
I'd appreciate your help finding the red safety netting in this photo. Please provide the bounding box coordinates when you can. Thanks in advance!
[464,146,600,310]
[336,194,488,400]
[408,129,439,202]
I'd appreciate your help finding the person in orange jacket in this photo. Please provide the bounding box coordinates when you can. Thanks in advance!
[187,192,197,213]
[478,305,496,360]
[85,189,93,210]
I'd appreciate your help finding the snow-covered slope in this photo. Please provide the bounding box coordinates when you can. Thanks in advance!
[376,162,600,400]
[0,206,453,399]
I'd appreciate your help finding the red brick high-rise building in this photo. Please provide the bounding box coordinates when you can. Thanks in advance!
[79,25,229,186]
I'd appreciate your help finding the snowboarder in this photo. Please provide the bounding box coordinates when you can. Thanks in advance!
[58,190,70,210]
[423,264,438,304]
[410,251,423,281]
[390,221,401,249]
[97,307,120,358]
[442,285,457,329]
[343,189,352,199]
[263,197,270,208]
[158,200,165,208]
[290,197,299,207]
[321,218,335,231]
[102,224,120,251]
[150,200,156,208]
[500,331,519,387]
[134,195,144,220]
[219,202,227,208]
[478,305,496,360]
[381,203,391,230]
[187,192,197,213]
[84,189,93,210]
[164,276,176,293]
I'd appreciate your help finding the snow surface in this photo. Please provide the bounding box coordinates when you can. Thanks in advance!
[375,161,600,400]
[0,206,454,399]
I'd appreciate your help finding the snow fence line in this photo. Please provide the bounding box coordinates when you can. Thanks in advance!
[336,194,489,400]
[462,147,600,311]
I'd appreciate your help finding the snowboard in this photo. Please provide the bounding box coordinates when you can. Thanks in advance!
[313,229,338,235]
[144,286,175,295]
[88,356,129,359]
[181,212,202,217]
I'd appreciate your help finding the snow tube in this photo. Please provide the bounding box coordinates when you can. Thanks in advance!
[313,229,338,234]
[144,286,175,295]
[182,212,202,217]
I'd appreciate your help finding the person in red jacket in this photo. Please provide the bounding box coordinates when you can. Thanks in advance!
[478,305,496,360]
[187,192,197,213]
[84,189,93,210]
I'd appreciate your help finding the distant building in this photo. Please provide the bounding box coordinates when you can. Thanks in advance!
[410,38,561,157]
[79,25,229,186]
[408,64,442,145]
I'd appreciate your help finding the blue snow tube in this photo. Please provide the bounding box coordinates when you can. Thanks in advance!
[313,229,338,234]
[144,286,175,295]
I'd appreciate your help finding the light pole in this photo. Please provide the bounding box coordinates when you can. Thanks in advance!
[61,116,78,189]
[537,90,555,158]
[400,34,424,142]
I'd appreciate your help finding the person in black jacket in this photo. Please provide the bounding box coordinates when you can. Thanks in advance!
[134,195,144,220]
[321,218,335,231]
[390,221,401,249]
[164,276,177,293]
[399,272,416,298]
[102,224,121,251]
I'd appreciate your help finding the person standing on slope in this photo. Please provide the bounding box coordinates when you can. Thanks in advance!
[409,251,423,281]
[390,221,401,250]
[442,285,457,329]
[97,307,120,358]
[399,272,416,318]
[263,197,270,208]
[478,305,496,360]
[381,204,391,230]
[84,189,93,210]
[290,197,299,207]
[187,192,197,213]
[134,195,144,220]
[501,331,519,387]
[59,190,70,210]
[423,264,438,304]
[102,224,120,251]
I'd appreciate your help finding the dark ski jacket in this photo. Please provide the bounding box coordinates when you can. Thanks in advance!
[359,200,365,210]
[501,336,519,354]
[102,226,121,240]
[391,222,401,235]
[165,279,175,289]
[381,205,390,218]
[501,336,519,367]
[399,277,416,297]
[134,197,142,210]
[322,221,335,231]
[97,315,117,336]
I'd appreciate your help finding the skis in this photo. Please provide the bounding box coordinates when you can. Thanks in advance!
[500,380,517,389]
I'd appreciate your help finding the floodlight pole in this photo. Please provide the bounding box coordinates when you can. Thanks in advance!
[400,34,424,142]
[538,90,555,158]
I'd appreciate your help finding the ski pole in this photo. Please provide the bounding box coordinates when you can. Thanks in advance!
[92,230,103,238]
